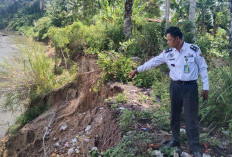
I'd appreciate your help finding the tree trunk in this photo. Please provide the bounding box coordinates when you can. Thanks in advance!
[165,0,170,29]
[229,0,232,58]
[83,0,87,19]
[123,0,134,38]
[189,0,196,40]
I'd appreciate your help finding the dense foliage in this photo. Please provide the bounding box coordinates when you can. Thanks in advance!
[0,0,232,155]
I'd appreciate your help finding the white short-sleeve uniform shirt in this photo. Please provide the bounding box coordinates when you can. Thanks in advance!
[137,42,209,90]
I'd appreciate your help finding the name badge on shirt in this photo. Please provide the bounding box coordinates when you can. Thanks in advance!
[184,65,190,73]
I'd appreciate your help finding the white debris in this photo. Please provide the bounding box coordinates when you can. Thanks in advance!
[180,128,186,133]
[220,141,229,148]
[91,147,98,151]
[85,125,92,132]
[65,142,70,148]
[72,138,77,145]
[119,107,125,110]
[75,148,80,154]
[131,57,140,60]
[68,148,74,156]
[154,150,164,157]
[173,150,179,157]
[84,138,89,142]
[99,107,104,110]
[46,129,51,136]
[181,152,191,157]
[203,153,211,157]
[60,123,68,131]
[55,142,60,147]
[222,130,229,135]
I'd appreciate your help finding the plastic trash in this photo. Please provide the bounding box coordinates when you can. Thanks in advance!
[68,148,74,156]
[85,125,91,132]
[61,123,68,131]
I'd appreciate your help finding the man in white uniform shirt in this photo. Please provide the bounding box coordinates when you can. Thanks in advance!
[128,27,209,157]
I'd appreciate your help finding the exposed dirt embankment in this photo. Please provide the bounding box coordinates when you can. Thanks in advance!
[0,55,123,157]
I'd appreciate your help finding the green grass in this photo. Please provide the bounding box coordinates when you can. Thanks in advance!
[0,41,77,126]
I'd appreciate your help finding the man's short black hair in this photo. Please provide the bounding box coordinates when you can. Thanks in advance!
[166,27,182,39]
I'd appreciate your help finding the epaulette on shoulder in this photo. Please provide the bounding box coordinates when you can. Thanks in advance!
[165,48,172,53]
[190,45,199,52]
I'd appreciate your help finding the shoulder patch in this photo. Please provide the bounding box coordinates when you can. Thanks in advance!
[190,45,199,52]
[165,48,172,53]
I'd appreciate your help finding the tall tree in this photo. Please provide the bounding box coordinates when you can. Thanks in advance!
[165,0,170,29]
[189,0,196,40]
[123,0,134,37]
[230,0,232,58]
[170,0,189,23]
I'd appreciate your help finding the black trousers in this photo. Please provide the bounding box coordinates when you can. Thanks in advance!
[170,80,199,151]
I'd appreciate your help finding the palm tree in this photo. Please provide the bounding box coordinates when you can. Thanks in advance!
[123,0,134,37]
[165,0,170,29]
[189,0,196,35]
[229,0,232,58]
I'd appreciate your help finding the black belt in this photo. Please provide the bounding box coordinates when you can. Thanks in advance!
[172,80,196,85]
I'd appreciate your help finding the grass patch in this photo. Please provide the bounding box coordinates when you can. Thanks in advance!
[0,40,77,129]
[0,41,76,110]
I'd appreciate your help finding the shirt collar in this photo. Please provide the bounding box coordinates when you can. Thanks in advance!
[172,41,186,53]
[181,42,187,51]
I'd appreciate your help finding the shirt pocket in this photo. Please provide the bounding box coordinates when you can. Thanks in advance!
[187,57,195,63]
[187,57,196,72]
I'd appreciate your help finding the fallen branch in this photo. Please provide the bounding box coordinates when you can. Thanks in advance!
[210,145,227,157]
[43,111,56,157]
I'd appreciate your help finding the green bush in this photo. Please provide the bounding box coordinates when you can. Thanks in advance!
[151,71,170,106]
[195,27,229,59]
[151,105,170,131]
[127,22,165,58]
[116,92,128,104]
[48,21,108,56]
[102,131,155,157]
[8,10,43,31]
[0,41,77,111]
[33,17,52,41]
[199,63,232,131]
[16,104,47,125]
[119,109,134,132]
[97,51,136,83]
[133,70,156,88]
[105,19,125,51]
[181,20,195,43]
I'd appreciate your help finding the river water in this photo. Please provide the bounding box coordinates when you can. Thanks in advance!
[0,31,23,139]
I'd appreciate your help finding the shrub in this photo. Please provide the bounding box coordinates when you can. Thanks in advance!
[181,21,195,43]
[0,41,77,111]
[195,27,229,59]
[102,131,156,157]
[199,63,232,131]
[127,22,165,58]
[33,17,52,41]
[116,92,128,104]
[119,109,134,132]
[48,21,108,56]
[151,70,170,106]
[151,105,170,131]
[16,104,47,125]
[97,51,136,83]
[105,19,125,51]
[133,69,156,88]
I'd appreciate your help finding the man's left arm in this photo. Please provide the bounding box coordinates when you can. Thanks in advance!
[196,49,209,101]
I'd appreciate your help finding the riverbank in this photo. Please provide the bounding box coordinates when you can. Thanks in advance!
[0,30,38,139]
